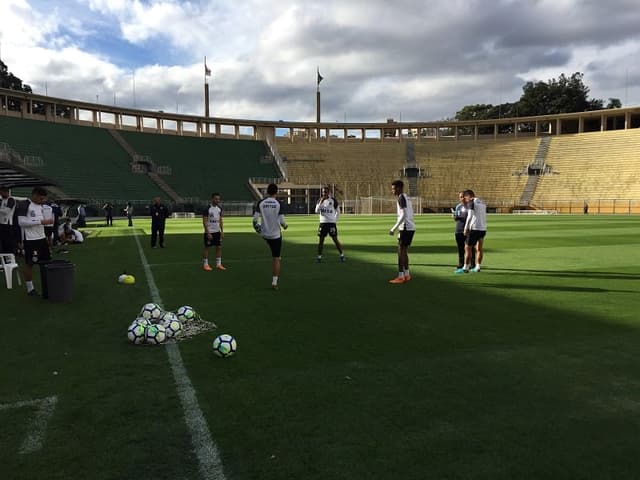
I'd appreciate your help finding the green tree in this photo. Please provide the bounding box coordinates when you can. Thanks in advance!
[606,97,622,109]
[0,60,32,92]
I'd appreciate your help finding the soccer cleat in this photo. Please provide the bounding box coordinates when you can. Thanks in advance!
[454,268,468,274]
[404,274,412,282]
[203,264,213,271]
[388,277,406,284]
[27,289,40,296]
[216,264,226,271]
[339,255,346,263]
[316,256,322,263]
[271,284,279,290]
[470,266,481,273]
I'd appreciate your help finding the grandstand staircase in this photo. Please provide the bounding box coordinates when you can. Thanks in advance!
[107,129,184,203]
[518,137,550,206]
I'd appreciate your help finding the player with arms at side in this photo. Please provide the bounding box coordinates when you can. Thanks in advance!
[202,192,225,271]
[253,183,288,289]
[388,180,415,284]
[315,186,345,263]
[455,189,487,274]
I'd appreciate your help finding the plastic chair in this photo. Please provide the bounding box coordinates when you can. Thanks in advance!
[0,253,22,289]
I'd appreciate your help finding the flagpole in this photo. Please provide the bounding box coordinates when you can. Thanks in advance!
[316,67,322,124]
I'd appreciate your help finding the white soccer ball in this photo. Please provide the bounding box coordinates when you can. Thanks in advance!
[145,323,167,345]
[162,312,182,338]
[212,334,237,358]
[127,320,146,344]
[176,305,196,322]
[140,303,164,322]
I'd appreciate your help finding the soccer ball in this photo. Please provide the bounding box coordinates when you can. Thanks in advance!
[140,303,164,322]
[176,305,196,322]
[123,275,135,285]
[162,312,182,339]
[145,324,167,345]
[127,320,146,344]
[212,334,237,358]
[118,274,127,283]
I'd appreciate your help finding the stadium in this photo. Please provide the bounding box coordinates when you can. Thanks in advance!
[2,76,640,479]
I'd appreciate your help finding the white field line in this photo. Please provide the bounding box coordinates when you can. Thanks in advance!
[133,234,226,480]
[0,395,58,454]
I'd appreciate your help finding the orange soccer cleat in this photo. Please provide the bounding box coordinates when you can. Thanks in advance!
[216,264,226,271]
[203,264,213,271]
[388,277,406,284]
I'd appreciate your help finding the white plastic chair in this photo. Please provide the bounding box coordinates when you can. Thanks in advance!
[0,253,21,289]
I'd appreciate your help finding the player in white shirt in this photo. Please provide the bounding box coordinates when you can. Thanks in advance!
[455,189,487,274]
[388,180,416,284]
[253,183,288,289]
[315,186,345,263]
[16,187,54,296]
[202,192,225,271]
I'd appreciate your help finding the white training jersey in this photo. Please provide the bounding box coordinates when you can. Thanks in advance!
[203,204,223,233]
[0,196,16,225]
[465,197,487,231]
[315,196,339,223]
[391,193,415,232]
[253,197,286,240]
[16,200,46,241]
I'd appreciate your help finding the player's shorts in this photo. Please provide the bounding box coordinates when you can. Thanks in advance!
[0,225,17,254]
[204,232,222,247]
[466,230,486,247]
[398,230,415,247]
[317,223,338,238]
[264,237,282,258]
[24,238,51,265]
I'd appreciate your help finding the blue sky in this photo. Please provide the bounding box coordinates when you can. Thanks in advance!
[1,0,640,122]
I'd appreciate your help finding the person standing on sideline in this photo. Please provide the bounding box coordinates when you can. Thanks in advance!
[103,202,113,226]
[388,180,415,284]
[16,187,53,296]
[202,193,225,271]
[124,202,134,227]
[253,183,288,289]
[150,197,170,248]
[315,186,345,263]
[0,185,17,254]
[76,203,86,228]
[452,191,475,270]
[455,189,487,274]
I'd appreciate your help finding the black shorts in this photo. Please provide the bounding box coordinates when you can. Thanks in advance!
[398,230,415,247]
[0,225,16,254]
[318,223,338,238]
[204,232,222,247]
[24,238,51,265]
[264,237,282,258]
[466,230,486,247]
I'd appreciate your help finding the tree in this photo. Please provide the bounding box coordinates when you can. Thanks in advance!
[0,60,32,93]
[606,98,622,109]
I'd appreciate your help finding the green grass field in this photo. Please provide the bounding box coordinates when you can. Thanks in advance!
[2,214,640,480]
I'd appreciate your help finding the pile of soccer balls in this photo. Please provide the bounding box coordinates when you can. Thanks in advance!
[127,303,196,345]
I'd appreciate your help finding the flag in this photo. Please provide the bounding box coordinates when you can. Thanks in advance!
[317,68,323,86]
[205,58,211,77]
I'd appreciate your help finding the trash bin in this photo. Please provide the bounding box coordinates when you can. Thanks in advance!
[39,259,74,302]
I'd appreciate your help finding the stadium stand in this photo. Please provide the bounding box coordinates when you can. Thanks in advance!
[119,130,279,203]
[0,115,164,202]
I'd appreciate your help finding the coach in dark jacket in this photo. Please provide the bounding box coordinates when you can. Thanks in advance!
[150,197,170,248]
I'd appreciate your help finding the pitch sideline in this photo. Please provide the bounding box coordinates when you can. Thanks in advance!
[134,233,226,480]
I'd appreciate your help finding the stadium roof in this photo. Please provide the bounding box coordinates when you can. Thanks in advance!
[0,160,57,189]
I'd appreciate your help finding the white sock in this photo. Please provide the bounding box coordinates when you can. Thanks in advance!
[404,269,410,276]
[216,257,221,266]
[272,276,278,286]
[203,258,209,266]
[26,281,34,291]
[463,264,469,270]
[398,271,405,278]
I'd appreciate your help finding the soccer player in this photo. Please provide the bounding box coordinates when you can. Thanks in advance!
[455,189,487,273]
[452,191,475,270]
[124,202,134,227]
[16,187,54,296]
[202,192,225,271]
[150,196,170,248]
[253,183,288,289]
[388,180,415,284]
[315,186,345,263]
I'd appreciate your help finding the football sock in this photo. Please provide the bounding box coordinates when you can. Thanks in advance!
[26,281,34,291]
[203,258,209,266]
[404,269,410,276]
[398,271,405,278]
[272,276,278,286]
[463,264,469,270]
[216,257,222,266]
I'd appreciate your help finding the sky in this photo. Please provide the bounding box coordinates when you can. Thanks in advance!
[1,0,639,123]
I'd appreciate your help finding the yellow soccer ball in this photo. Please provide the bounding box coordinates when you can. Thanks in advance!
[123,275,136,285]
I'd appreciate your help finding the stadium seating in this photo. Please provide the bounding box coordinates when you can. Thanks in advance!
[0,116,164,201]
[119,131,278,202]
